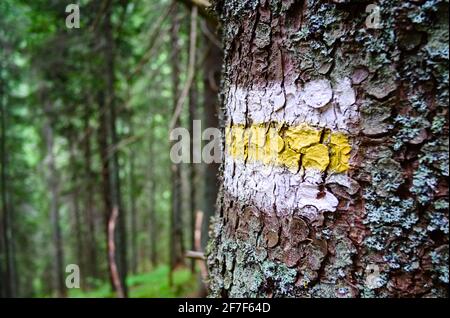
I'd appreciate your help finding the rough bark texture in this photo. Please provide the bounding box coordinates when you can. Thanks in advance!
[207,0,449,298]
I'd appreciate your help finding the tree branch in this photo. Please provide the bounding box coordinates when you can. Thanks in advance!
[177,0,216,25]
[127,3,174,81]
[169,5,198,132]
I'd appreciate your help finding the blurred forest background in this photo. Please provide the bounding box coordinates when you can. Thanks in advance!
[0,0,220,297]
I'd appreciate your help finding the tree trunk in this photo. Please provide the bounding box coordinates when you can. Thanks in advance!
[68,132,84,289]
[97,91,113,285]
[188,42,198,274]
[169,1,185,285]
[0,44,4,300]
[148,120,158,267]
[201,20,221,250]
[0,66,16,298]
[128,123,138,275]
[0,63,8,298]
[83,101,98,285]
[102,2,128,297]
[43,99,66,298]
[207,0,449,298]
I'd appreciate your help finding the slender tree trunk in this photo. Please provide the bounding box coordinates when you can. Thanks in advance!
[0,65,16,298]
[43,99,65,298]
[0,62,8,298]
[207,0,449,298]
[83,102,98,284]
[0,212,4,297]
[201,20,221,250]
[148,120,158,267]
[169,1,185,285]
[102,2,128,297]
[128,123,138,275]
[0,51,4,299]
[68,133,84,289]
[188,48,198,274]
[97,91,113,287]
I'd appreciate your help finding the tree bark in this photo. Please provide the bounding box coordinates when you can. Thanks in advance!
[207,0,449,298]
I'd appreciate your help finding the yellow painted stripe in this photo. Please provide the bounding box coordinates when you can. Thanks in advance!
[225,123,351,173]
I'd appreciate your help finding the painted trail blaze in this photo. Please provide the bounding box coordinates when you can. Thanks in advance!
[222,78,359,217]
[225,122,351,173]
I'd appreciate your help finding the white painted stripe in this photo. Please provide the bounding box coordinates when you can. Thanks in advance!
[224,157,350,218]
[225,78,358,132]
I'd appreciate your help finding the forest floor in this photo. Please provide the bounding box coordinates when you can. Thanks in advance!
[67,266,199,298]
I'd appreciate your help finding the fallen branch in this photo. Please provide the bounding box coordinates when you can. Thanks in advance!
[108,206,125,298]
[186,251,205,260]
[193,210,208,281]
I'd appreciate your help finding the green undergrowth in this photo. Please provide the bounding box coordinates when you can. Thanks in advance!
[68,265,199,298]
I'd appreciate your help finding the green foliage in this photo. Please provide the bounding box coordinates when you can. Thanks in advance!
[67,266,198,298]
